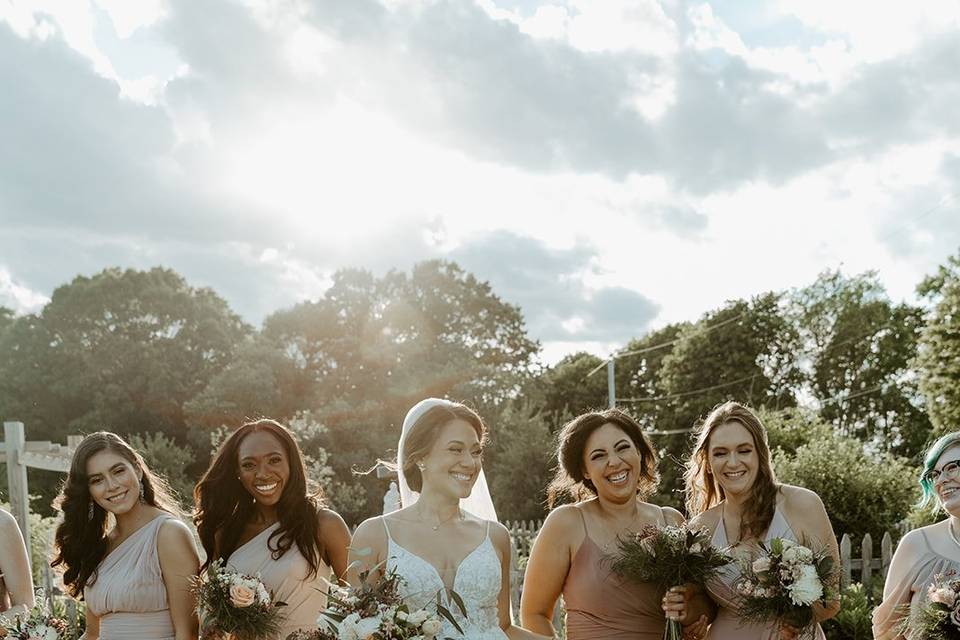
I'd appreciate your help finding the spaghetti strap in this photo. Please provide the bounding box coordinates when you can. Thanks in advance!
[576,506,589,539]
[484,520,491,538]
[382,517,395,542]
[657,506,667,527]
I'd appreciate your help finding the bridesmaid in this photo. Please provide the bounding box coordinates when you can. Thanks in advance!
[684,401,839,640]
[194,418,351,639]
[0,506,34,620]
[51,432,199,640]
[520,408,713,639]
[873,432,960,639]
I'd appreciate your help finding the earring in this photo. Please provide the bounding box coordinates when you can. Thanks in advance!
[88,501,94,521]
[139,482,146,503]
[417,463,426,471]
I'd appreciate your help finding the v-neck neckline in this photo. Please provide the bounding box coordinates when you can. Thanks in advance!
[389,531,490,597]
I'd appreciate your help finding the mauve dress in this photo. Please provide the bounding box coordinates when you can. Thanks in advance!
[84,514,177,640]
[872,528,960,640]
[562,507,668,639]
[227,522,331,640]
[705,504,826,640]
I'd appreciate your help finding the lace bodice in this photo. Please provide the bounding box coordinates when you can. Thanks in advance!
[383,519,507,639]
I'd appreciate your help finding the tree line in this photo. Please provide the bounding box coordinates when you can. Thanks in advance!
[1,253,958,540]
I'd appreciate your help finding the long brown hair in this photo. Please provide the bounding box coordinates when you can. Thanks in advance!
[547,408,659,508]
[193,418,327,578]
[51,431,181,597]
[401,402,486,492]
[684,401,779,540]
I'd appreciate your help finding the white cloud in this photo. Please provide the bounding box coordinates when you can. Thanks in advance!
[0,267,49,313]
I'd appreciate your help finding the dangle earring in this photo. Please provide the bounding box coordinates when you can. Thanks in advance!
[88,501,94,521]
[139,481,146,503]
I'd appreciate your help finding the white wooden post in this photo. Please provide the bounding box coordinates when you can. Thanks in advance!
[4,421,31,566]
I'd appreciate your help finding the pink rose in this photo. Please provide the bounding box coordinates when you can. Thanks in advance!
[229,583,257,608]
[929,585,957,607]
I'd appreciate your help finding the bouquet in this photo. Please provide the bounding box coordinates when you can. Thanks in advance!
[736,537,836,639]
[906,571,960,639]
[0,591,68,640]
[287,565,463,640]
[611,524,732,640]
[192,559,286,640]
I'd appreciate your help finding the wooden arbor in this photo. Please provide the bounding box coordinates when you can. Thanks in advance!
[1,422,80,565]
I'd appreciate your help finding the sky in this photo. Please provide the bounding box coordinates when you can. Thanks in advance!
[1,0,958,364]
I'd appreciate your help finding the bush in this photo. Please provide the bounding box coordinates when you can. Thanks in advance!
[129,432,196,508]
[775,435,918,539]
[821,579,883,640]
[485,403,556,522]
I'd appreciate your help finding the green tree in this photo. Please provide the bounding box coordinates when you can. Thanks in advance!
[0,307,13,334]
[538,352,607,429]
[793,270,930,457]
[129,432,197,507]
[915,252,960,439]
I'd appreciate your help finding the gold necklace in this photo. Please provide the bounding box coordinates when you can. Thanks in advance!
[417,504,463,531]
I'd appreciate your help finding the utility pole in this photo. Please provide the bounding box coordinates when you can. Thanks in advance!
[607,358,616,408]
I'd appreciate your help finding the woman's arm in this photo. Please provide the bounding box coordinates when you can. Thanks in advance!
[659,507,716,628]
[0,510,34,620]
[489,523,552,639]
[318,509,351,582]
[345,518,387,587]
[157,519,201,640]
[784,486,841,624]
[519,506,578,636]
[80,608,101,640]
[872,528,925,640]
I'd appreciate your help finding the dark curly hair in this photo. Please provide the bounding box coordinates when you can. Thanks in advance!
[194,418,327,578]
[547,408,659,508]
[51,431,181,597]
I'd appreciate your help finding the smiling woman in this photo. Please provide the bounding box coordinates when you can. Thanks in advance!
[51,432,200,640]
[873,432,960,640]
[193,418,351,640]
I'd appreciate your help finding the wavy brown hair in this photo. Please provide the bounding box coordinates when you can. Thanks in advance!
[684,401,779,540]
[194,419,327,578]
[547,408,659,508]
[51,431,181,597]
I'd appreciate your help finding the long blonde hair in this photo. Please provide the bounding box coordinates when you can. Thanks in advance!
[684,401,779,540]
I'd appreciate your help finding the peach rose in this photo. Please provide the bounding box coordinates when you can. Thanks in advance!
[229,583,257,608]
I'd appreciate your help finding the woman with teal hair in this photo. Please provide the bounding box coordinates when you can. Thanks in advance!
[874,432,960,639]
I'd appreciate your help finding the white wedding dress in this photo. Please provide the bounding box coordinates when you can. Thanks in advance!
[382,519,508,639]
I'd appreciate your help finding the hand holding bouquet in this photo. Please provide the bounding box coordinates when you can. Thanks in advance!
[905,571,960,639]
[0,591,68,640]
[611,524,731,640]
[192,559,286,640]
[287,565,461,640]
[736,537,836,640]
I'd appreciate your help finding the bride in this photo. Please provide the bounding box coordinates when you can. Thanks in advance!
[348,398,549,640]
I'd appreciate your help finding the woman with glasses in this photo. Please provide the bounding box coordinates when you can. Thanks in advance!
[874,432,960,639]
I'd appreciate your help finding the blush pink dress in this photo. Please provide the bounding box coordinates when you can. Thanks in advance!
[562,507,668,639]
[84,514,177,640]
[705,504,826,640]
[872,528,960,640]
[227,522,332,639]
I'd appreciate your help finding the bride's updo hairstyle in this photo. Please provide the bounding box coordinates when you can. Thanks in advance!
[547,408,658,508]
[401,402,486,492]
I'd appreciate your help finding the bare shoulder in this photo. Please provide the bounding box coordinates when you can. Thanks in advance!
[488,520,512,551]
[351,515,388,548]
[0,508,18,531]
[898,522,940,553]
[689,503,722,533]
[780,483,825,510]
[318,508,350,533]
[543,504,585,533]
[158,518,198,555]
[660,506,685,526]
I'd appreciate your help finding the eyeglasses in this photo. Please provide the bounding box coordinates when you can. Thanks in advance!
[923,459,960,485]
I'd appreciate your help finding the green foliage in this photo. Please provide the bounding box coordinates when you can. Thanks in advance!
[916,252,960,440]
[820,580,882,640]
[761,406,834,456]
[485,402,556,521]
[774,435,917,539]
[128,432,197,508]
[538,352,607,429]
[793,270,931,458]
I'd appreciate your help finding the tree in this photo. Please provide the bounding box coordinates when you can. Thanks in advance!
[0,267,250,439]
[793,270,931,457]
[538,352,608,429]
[129,432,197,507]
[915,252,960,439]
[0,307,13,334]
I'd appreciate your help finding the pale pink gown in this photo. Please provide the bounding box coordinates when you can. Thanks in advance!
[872,528,960,640]
[705,504,826,640]
[227,522,331,640]
[84,514,177,640]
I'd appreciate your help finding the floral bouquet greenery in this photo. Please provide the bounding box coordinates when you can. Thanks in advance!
[192,558,286,640]
[736,537,836,640]
[905,571,960,639]
[0,590,68,640]
[610,524,732,640]
[287,564,463,640]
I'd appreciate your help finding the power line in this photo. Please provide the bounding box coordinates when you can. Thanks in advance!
[619,373,760,403]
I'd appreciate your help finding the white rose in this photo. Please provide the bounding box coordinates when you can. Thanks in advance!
[752,557,772,573]
[689,542,703,554]
[782,545,813,565]
[395,610,409,622]
[421,618,444,637]
[355,617,381,639]
[929,586,957,607]
[407,610,430,625]
[337,613,363,640]
[787,565,823,606]
[256,583,270,605]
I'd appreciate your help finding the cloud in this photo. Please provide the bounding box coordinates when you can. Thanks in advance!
[449,230,659,342]
[0,266,49,313]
